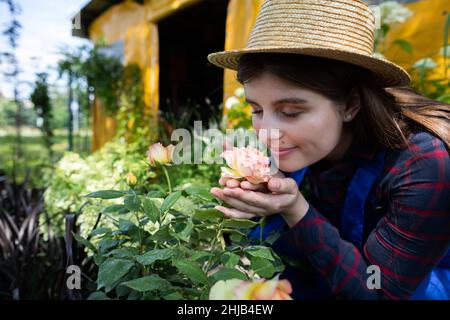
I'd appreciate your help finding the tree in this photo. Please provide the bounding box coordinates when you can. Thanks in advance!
[30,73,54,158]
[0,0,23,182]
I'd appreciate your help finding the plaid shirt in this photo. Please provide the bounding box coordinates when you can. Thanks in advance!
[273,131,450,299]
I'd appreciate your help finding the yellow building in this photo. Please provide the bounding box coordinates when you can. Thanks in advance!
[73,0,449,150]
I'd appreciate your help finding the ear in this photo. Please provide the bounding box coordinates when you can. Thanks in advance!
[343,87,362,121]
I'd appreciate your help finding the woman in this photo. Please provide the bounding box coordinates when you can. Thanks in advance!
[208,0,450,300]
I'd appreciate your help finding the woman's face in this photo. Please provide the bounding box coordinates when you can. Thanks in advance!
[244,71,353,172]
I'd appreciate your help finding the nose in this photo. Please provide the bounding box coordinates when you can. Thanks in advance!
[258,118,283,147]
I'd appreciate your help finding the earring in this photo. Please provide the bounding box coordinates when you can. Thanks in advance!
[345,114,352,121]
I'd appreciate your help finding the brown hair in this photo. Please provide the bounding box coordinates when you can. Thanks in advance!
[236,53,450,153]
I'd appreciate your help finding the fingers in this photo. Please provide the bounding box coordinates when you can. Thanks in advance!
[240,180,267,192]
[211,187,267,215]
[268,177,298,194]
[223,187,279,212]
[219,177,241,188]
[215,205,256,219]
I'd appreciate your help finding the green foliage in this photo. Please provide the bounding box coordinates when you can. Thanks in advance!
[80,180,285,300]
[30,72,53,156]
[43,138,155,238]
[225,88,253,129]
[80,45,123,114]
[0,97,36,127]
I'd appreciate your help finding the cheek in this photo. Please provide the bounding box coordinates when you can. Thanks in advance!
[304,112,342,152]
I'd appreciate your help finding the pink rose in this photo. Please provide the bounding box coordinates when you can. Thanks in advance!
[220,146,271,184]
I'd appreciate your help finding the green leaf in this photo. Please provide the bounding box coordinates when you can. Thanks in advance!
[98,238,122,253]
[102,204,126,213]
[193,208,224,221]
[143,198,160,222]
[221,252,240,268]
[211,268,248,281]
[160,191,182,213]
[90,227,111,237]
[250,257,276,278]
[184,185,214,201]
[229,233,244,243]
[72,232,97,253]
[163,292,184,300]
[172,219,193,242]
[118,207,130,214]
[244,246,275,261]
[136,249,173,266]
[118,219,138,233]
[393,39,413,54]
[121,275,170,292]
[105,247,139,259]
[197,228,216,240]
[97,258,134,292]
[124,195,141,212]
[85,190,125,199]
[222,218,259,229]
[191,251,214,263]
[173,260,209,285]
[146,190,166,198]
[149,226,172,242]
[87,291,108,300]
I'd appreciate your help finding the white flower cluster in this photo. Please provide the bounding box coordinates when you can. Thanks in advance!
[378,1,413,25]
[43,139,151,239]
[413,57,438,70]
[225,87,246,109]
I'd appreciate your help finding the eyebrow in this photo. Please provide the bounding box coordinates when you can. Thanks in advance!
[245,97,308,107]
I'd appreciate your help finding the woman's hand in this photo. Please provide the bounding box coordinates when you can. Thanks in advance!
[210,174,309,226]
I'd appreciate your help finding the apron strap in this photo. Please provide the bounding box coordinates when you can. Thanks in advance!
[339,148,386,250]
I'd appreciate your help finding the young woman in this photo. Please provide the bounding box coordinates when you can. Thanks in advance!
[208,0,450,300]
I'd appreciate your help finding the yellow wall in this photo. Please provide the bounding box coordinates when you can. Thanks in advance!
[89,1,159,150]
[384,0,449,82]
[88,0,203,150]
[145,0,202,22]
[222,0,265,104]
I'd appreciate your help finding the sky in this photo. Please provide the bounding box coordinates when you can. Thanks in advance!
[0,0,90,99]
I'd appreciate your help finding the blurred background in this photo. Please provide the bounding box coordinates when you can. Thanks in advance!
[0,0,448,299]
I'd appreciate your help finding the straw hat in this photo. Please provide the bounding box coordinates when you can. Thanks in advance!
[207,0,411,87]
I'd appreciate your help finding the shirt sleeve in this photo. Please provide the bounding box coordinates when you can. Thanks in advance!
[273,133,450,300]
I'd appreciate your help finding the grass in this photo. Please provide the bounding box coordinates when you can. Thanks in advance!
[0,126,91,187]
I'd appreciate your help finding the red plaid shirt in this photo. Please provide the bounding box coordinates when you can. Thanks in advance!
[274,131,450,299]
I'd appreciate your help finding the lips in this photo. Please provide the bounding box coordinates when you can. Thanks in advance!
[270,147,297,157]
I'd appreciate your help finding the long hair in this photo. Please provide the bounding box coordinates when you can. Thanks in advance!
[236,53,450,152]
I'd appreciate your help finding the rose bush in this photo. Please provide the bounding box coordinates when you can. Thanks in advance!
[76,142,286,300]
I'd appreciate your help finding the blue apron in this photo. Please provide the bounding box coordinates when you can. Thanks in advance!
[249,147,450,300]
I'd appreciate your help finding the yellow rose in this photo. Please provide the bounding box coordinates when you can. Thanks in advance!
[125,172,137,186]
[209,276,293,300]
[147,142,175,166]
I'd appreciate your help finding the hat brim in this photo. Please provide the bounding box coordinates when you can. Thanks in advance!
[208,47,411,88]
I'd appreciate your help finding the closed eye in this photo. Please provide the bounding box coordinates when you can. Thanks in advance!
[282,112,302,118]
